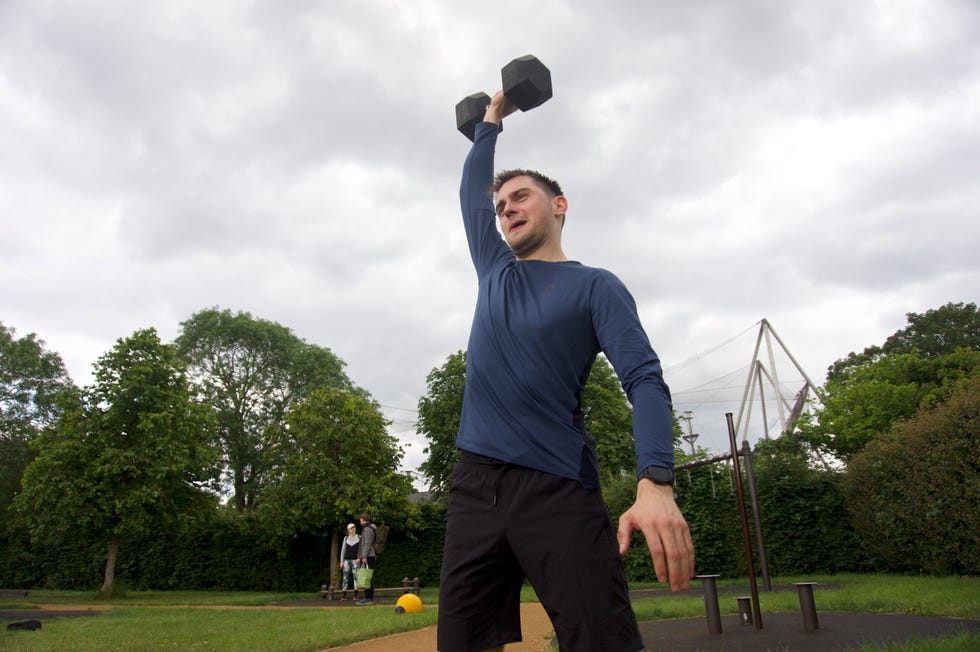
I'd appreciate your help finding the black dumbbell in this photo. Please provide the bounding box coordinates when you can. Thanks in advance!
[455,55,553,141]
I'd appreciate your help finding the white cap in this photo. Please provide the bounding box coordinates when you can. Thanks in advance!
[347,523,356,530]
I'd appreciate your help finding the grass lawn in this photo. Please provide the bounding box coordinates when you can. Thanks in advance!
[1,575,977,651]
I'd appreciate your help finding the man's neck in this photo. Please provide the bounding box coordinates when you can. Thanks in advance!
[516,241,568,262]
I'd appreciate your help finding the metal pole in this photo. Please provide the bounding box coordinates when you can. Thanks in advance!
[756,364,770,439]
[741,440,771,591]
[795,582,820,631]
[762,319,826,403]
[697,574,723,635]
[763,323,788,433]
[727,413,763,629]
[734,323,766,438]
[677,451,730,471]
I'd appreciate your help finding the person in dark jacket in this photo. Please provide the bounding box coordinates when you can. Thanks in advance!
[355,513,377,605]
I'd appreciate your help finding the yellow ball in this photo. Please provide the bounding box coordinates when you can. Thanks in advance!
[395,593,423,613]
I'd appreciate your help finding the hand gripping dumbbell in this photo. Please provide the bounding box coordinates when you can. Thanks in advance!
[455,54,553,141]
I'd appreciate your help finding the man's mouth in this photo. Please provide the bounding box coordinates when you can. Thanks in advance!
[509,219,527,233]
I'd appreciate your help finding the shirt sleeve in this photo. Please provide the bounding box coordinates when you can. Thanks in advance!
[591,272,675,475]
[460,122,512,275]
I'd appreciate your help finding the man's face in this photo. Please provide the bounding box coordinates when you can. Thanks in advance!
[495,175,564,259]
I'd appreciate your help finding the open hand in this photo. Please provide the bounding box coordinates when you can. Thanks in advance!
[617,479,695,592]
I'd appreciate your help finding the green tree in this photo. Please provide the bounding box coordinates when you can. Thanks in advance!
[16,328,220,593]
[417,351,466,498]
[1,323,75,517]
[582,356,635,481]
[260,387,411,588]
[843,376,980,574]
[827,301,979,383]
[175,307,359,511]
[801,348,979,459]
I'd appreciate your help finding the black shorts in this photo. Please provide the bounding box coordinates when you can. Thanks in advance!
[437,452,643,652]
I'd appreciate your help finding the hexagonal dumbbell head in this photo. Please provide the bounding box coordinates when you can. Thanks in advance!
[501,55,552,111]
[455,91,493,142]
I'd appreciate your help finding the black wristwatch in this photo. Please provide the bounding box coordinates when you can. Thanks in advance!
[639,465,674,487]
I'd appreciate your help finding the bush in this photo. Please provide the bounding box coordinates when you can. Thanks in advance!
[843,376,980,574]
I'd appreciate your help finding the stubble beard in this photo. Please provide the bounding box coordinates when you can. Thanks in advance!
[508,225,549,260]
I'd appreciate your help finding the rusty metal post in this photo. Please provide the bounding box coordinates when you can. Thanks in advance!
[741,440,771,591]
[727,413,763,629]
[697,574,723,635]
[795,582,820,631]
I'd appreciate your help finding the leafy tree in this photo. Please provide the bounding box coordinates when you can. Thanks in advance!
[1,322,74,439]
[801,348,979,459]
[16,329,220,593]
[582,356,635,480]
[260,387,412,588]
[1,322,77,582]
[417,351,466,498]
[175,307,359,511]
[1,323,75,512]
[843,376,980,574]
[827,301,979,383]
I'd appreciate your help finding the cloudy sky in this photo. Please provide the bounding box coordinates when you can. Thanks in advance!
[3,0,978,481]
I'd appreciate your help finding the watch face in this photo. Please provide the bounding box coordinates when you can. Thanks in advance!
[643,466,674,484]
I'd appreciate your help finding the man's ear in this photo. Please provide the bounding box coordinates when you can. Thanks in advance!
[553,195,568,218]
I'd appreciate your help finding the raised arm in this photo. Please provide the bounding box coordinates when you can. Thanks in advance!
[459,91,518,274]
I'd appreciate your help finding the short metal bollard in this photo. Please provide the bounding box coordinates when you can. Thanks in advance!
[735,596,753,625]
[794,582,819,632]
[697,574,723,635]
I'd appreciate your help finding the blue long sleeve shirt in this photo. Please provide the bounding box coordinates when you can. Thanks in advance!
[456,121,675,488]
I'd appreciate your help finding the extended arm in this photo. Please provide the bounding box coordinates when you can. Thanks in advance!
[459,91,517,274]
[596,276,695,591]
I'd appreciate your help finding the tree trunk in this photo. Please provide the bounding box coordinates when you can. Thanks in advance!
[100,537,120,595]
[329,531,339,589]
[234,468,247,512]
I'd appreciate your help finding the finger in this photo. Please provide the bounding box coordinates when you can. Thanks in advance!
[656,519,692,591]
[684,527,696,579]
[641,524,669,584]
[667,524,695,590]
[616,516,633,555]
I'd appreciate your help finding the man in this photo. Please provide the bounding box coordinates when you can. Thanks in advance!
[437,91,694,652]
[355,513,377,606]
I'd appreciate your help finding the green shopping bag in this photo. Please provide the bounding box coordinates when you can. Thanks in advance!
[356,566,374,588]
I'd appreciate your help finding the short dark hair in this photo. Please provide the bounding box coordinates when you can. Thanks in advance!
[490,169,563,198]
